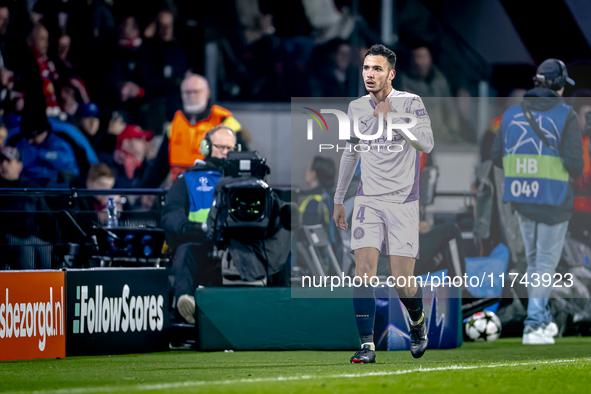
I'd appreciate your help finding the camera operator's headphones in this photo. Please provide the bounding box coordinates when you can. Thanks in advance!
[533,59,575,91]
[200,125,242,157]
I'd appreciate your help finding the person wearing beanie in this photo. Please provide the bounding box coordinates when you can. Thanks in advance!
[490,58,584,345]
[105,124,153,189]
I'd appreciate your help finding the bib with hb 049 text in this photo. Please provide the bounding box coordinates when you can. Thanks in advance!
[501,103,571,206]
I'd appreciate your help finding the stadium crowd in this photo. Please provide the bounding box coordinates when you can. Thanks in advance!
[0,0,478,206]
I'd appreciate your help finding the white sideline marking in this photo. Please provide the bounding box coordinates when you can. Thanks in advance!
[27,358,587,394]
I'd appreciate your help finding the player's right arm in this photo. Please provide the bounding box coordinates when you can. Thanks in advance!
[334,105,361,230]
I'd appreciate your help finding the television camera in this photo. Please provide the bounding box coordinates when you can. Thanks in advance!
[207,151,296,244]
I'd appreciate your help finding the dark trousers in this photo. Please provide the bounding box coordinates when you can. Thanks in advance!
[171,241,221,301]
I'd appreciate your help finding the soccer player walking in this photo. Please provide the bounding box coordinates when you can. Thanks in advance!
[333,44,434,363]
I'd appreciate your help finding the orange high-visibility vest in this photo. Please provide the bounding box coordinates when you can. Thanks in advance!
[574,136,591,212]
[168,105,240,180]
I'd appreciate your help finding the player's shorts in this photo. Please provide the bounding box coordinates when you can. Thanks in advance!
[350,196,419,258]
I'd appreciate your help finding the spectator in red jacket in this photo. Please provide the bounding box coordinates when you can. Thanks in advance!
[103,124,153,189]
[26,23,61,117]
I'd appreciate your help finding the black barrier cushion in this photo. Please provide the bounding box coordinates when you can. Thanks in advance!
[196,287,359,351]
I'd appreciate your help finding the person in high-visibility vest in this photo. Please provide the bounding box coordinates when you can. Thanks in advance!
[142,74,241,187]
[491,59,584,346]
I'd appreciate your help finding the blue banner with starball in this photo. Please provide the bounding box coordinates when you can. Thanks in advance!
[375,282,462,351]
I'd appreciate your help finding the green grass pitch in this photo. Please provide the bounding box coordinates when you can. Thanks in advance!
[2,337,591,393]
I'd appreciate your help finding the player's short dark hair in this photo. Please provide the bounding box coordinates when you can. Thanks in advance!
[364,44,396,70]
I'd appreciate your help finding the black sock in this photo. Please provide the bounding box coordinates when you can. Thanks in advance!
[400,285,423,322]
[353,286,376,345]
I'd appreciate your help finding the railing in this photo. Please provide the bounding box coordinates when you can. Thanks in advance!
[0,187,167,204]
[0,188,168,270]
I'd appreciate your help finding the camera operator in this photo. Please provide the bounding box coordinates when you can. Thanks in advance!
[162,125,236,324]
[206,152,295,287]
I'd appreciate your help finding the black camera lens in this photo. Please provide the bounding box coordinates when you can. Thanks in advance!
[229,189,266,222]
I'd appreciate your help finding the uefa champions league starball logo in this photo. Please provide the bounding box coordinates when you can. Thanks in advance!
[353,227,365,240]
[196,177,214,192]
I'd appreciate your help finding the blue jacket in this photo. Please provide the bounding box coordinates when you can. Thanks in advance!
[161,158,223,248]
[15,131,80,187]
[48,118,99,165]
[9,118,99,165]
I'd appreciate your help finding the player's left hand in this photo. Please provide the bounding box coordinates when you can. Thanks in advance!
[333,204,348,230]
[373,99,392,118]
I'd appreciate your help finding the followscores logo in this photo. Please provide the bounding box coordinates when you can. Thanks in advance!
[72,284,164,335]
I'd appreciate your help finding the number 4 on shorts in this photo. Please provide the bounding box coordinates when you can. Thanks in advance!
[356,206,366,223]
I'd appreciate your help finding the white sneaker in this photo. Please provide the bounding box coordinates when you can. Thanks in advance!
[542,322,558,337]
[523,326,555,345]
[177,294,196,324]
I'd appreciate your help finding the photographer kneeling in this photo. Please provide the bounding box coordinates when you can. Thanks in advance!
[162,125,236,323]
